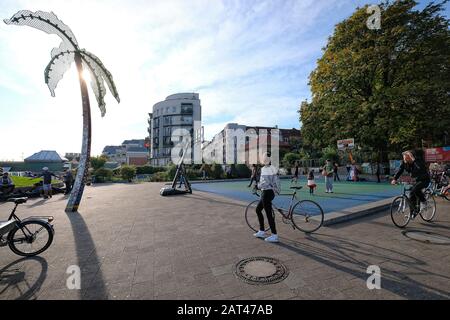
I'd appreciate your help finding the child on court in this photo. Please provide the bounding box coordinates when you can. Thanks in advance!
[307,170,317,194]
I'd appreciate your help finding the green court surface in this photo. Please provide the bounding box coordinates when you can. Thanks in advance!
[191,177,401,214]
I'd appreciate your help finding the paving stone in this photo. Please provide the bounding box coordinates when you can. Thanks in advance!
[1,184,449,300]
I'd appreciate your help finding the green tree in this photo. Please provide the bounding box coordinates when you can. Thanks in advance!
[121,165,136,182]
[321,146,339,163]
[282,153,301,172]
[300,0,450,161]
[90,155,107,170]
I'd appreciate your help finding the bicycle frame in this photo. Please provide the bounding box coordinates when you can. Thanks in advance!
[253,189,298,219]
[1,202,54,242]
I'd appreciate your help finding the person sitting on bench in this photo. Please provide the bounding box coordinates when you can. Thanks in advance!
[1,172,15,195]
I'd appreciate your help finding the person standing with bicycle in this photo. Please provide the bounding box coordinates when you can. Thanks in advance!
[391,150,430,216]
[253,152,281,243]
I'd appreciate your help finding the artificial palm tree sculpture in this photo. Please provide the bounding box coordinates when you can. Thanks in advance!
[4,10,120,212]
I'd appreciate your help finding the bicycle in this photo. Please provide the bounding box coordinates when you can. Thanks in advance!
[427,171,450,201]
[0,197,55,256]
[245,186,324,234]
[390,182,436,228]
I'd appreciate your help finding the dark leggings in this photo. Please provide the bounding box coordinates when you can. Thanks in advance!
[409,180,430,211]
[256,189,277,234]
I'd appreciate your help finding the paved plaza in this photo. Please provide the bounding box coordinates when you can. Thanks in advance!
[0,182,449,300]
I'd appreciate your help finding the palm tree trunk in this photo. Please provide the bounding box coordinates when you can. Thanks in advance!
[66,52,91,212]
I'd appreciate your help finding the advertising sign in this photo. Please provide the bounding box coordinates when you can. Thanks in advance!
[337,139,355,150]
[425,147,450,163]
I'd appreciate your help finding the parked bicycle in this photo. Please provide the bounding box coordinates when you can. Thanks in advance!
[245,186,324,234]
[428,171,450,201]
[0,197,55,256]
[390,182,436,228]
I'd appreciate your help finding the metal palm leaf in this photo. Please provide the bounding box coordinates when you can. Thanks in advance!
[4,10,120,212]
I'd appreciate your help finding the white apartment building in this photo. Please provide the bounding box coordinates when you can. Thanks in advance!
[149,93,202,166]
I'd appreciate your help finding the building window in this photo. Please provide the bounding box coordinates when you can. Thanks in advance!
[180,116,192,124]
[181,103,193,114]
[172,106,176,113]
[163,116,172,125]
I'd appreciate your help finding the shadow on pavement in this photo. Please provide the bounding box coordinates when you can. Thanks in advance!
[67,211,108,300]
[185,193,247,208]
[276,234,450,299]
[0,256,47,300]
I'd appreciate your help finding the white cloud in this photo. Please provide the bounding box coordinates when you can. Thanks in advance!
[0,0,349,161]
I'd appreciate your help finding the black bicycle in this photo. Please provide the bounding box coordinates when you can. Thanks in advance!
[0,197,54,256]
[390,183,436,228]
[245,186,324,233]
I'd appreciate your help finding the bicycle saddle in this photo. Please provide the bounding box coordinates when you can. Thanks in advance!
[8,197,28,204]
[290,186,303,190]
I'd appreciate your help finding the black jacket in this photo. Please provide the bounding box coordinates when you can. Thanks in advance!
[394,160,430,182]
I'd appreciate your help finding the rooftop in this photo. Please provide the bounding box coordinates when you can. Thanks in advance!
[24,150,67,163]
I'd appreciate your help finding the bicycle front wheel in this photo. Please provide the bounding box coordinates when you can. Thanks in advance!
[390,196,411,228]
[420,193,436,222]
[291,200,324,233]
[7,220,54,257]
[245,200,271,232]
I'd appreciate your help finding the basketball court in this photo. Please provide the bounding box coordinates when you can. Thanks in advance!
[191,178,400,215]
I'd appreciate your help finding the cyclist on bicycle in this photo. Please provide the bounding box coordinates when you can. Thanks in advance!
[253,152,281,243]
[391,150,430,216]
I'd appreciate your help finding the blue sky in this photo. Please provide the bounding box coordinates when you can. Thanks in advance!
[0,0,448,161]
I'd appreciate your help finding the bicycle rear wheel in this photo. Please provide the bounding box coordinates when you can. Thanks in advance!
[245,200,272,232]
[390,196,411,228]
[7,220,54,257]
[290,200,324,233]
[420,193,436,222]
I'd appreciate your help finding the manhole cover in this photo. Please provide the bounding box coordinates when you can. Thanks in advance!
[403,231,450,245]
[234,257,289,285]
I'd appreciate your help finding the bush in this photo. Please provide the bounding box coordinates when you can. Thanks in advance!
[211,163,224,179]
[93,168,113,183]
[121,165,136,182]
[166,164,177,181]
[235,164,251,178]
[136,165,166,175]
[150,171,169,182]
[186,169,200,180]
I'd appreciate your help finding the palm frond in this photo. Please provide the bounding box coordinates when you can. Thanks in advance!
[44,43,75,96]
[80,50,120,105]
[4,10,79,50]
[82,59,107,117]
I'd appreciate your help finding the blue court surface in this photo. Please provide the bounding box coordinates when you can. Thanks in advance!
[191,178,401,214]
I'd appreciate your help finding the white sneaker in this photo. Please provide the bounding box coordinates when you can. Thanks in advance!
[264,234,279,243]
[253,230,266,238]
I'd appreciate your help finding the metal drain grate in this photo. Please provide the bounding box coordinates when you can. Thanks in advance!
[234,256,289,285]
[403,231,450,245]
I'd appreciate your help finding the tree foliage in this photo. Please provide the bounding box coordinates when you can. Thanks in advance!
[120,165,136,182]
[90,155,107,170]
[300,0,450,160]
